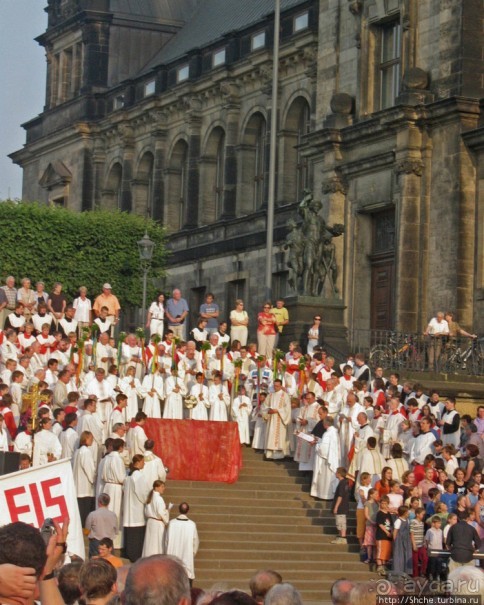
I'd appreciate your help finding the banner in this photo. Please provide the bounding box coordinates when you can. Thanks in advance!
[0,459,85,559]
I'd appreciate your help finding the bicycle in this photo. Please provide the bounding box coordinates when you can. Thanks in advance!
[369,333,423,371]
[440,337,484,375]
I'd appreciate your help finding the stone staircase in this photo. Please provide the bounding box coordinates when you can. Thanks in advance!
[166,447,374,603]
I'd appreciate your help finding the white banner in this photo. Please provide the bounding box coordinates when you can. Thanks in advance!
[0,459,85,559]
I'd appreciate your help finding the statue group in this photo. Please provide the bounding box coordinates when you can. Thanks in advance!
[285,190,344,297]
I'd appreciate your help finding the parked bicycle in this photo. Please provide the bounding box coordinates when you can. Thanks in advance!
[369,333,423,371]
[440,337,484,375]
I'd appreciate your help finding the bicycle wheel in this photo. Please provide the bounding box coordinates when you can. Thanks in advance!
[466,350,483,376]
[369,346,392,370]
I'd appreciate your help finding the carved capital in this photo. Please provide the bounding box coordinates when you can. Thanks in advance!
[322,176,348,195]
[348,0,363,15]
[219,80,240,102]
[395,159,424,177]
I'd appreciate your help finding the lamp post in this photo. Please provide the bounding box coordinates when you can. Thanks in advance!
[137,232,155,330]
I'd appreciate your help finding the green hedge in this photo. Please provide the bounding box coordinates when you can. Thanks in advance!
[0,201,167,308]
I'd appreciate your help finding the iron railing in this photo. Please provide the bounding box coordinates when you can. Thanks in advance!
[347,330,484,377]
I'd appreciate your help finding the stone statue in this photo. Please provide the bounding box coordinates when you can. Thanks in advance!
[285,190,345,297]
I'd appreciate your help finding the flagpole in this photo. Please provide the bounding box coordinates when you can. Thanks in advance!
[265,0,281,301]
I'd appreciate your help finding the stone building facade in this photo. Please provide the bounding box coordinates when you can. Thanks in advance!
[11,0,484,344]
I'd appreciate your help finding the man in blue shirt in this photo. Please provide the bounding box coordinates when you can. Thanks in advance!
[199,293,220,336]
[165,289,189,340]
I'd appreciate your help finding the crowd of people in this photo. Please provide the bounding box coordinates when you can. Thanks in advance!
[0,274,482,602]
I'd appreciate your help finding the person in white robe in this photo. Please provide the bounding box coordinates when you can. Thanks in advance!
[108,394,128,434]
[126,413,149,459]
[294,392,320,471]
[338,392,365,465]
[141,370,164,418]
[0,417,9,451]
[84,369,116,429]
[163,372,188,419]
[142,481,169,557]
[95,332,116,374]
[143,441,167,486]
[60,414,79,460]
[208,373,230,421]
[311,419,340,499]
[102,440,126,549]
[354,437,386,487]
[189,373,210,421]
[120,335,144,380]
[386,444,410,483]
[251,392,269,450]
[123,455,150,562]
[96,441,114,501]
[13,426,33,457]
[439,398,461,450]
[78,399,104,463]
[72,431,96,526]
[347,412,375,481]
[32,418,62,466]
[264,379,291,459]
[179,349,202,393]
[382,398,406,459]
[207,348,234,385]
[119,366,143,423]
[166,502,199,581]
[232,387,251,445]
[410,418,436,465]
[321,377,344,419]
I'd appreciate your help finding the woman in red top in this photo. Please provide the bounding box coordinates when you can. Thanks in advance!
[257,302,277,360]
[375,466,393,499]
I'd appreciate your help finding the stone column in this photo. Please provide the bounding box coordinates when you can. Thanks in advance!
[221,101,240,219]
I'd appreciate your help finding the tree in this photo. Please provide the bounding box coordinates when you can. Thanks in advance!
[0,201,167,308]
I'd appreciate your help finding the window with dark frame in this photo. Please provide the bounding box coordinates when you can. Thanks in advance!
[380,20,401,109]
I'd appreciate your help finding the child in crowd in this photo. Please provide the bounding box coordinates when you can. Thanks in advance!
[356,473,372,549]
[425,487,441,520]
[456,495,469,520]
[434,502,449,529]
[410,507,427,577]
[388,480,404,517]
[408,496,422,521]
[375,495,393,576]
[425,515,443,581]
[453,468,467,496]
[443,512,458,544]
[392,505,412,575]
[363,488,379,567]
[440,479,458,514]
[331,467,350,545]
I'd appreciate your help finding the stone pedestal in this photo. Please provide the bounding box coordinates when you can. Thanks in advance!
[280,296,348,355]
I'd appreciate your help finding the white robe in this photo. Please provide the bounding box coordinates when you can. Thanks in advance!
[382,411,405,458]
[311,426,340,499]
[163,376,187,419]
[166,515,199,580]
[122,469,150,527]
[95,342,116,374]
[0,428,9,451]
[13,431,32,457]
[119,376,143,422]
[32,429,62,467]
[338,402,365,464]
[294,402,320,470]
[410,431,436,464]
[264,389,291,459]
[84,378,115,426]
[141,373,164,418]
[79,411,104,462]
[143,452,167,486]
[127,424,148,458]
[60,427,79,460]
[72,445,96,497]
[189,383,210,421]
[142,492,169,557]
[357,447,386,487]
[232,396,251,444]
[251,405,267,450]
[102,451,126,548]
[208,384,230,421]
[322,388,343,418]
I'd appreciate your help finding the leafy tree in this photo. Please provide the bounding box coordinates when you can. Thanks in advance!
[0,201,167,308]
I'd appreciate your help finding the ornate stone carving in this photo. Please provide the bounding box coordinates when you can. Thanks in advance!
[402,68,429,91]
[348,0,363,15]
[330,93,354,115]
[395,159,424,177]
[322,175,348,195]
[285,190,345,297]
[219,80,240,101]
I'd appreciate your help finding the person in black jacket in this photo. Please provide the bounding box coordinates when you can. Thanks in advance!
[446,509,481,572]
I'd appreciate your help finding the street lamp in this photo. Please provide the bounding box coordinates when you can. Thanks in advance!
[137,231,155,331]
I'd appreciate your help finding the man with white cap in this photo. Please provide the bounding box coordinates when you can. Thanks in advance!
[93,283,121,336]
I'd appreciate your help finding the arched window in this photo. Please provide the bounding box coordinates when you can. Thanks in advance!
[102,162,123,210]
[166,140,189,231]
[133,152,154,217]
[282,97,311,204]
[200,127,226,224]
[239,112,267,214]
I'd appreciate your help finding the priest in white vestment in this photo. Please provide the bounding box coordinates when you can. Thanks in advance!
[142,481,169,557]
[208,373,230,421]
[166,502,200,581]
[410,418,436,465]
[189,374,210,421]
[102,441,126,549]
[294,392,320,471]
[84,368,116,428]
[32,418,62,466]
[321,377,344,419]
[347,412,375,481]
[311,419,340,499]
[163,372,188,419]
[143,441,167,485]
[338,392,364,465]
[264,379,291,459]
[352,436,385,487]
[78,399,104,463]
[119,366,143,423]
[382,397,406,458]
[141,370,164,418]
[232,387,251,444]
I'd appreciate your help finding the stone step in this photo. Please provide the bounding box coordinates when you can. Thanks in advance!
[194,526,358,540]
[196,569,372,582]
[196,557,366,571]
[196,548,359,562]
[192,517,355,530]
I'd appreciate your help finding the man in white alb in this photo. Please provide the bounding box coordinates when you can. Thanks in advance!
[264,379,291,460]
[166,502,199,584]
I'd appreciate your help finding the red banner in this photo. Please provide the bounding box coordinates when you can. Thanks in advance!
[144,419,242,483]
